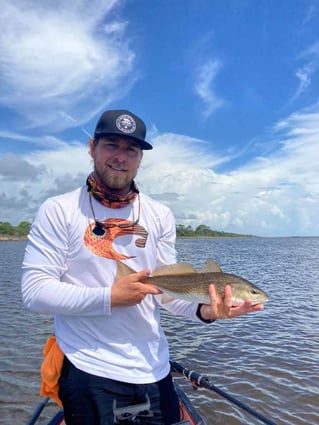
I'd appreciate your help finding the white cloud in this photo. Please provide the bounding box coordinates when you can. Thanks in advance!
[0,130,71,149]
[0,153,46,181]
[0,1,135,132]
[0,136,92,221]
[193,59,225,118]
[138,105,319,236]
[294,68,312,98]
[292,41,319,100]
[302,4,318,25]
[2,103,319,236]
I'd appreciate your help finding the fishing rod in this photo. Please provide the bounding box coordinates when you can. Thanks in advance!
[26,397,49,425]
[170,361,277,425]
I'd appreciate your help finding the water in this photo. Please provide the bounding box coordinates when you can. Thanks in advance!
[1,238,319,424]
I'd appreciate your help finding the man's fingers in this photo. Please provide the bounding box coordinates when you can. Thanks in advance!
[112,270,162,307]
[208,283,217,300]
[208,284,219,316]
[135,269,151,281]
[223,284,233,309]
[208,284,233,319]
[140,273,163,296]
[203,283,265,321]
[141,283,162,296]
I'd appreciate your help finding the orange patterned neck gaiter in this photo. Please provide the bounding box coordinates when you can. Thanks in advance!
[86,172,139,209]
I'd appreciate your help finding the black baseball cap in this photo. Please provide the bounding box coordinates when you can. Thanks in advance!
[94,109,153,150]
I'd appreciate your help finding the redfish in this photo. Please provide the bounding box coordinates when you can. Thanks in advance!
[116,259,269,305]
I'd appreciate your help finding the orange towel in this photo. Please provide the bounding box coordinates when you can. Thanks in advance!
[40,336,64,407]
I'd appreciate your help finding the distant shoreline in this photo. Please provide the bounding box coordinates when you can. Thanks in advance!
[1,235,254,241]
[0,234,318,241]
[0,235,27,241]
[1,233,254,241]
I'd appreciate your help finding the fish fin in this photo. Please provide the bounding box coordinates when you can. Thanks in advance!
[152,263,197,276]
[115,260,136,280]
[200,259,223,273]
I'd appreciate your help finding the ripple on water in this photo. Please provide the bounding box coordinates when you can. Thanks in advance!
[1,239,319,425]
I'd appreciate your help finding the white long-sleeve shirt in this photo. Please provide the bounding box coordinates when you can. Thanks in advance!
[22,186,200,383]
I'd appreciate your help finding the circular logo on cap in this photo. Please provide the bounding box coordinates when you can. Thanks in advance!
[116,114,136,134]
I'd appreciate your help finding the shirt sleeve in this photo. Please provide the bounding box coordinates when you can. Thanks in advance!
[21,198,111,316]
[155,207,177,267]
[157,296,201,321]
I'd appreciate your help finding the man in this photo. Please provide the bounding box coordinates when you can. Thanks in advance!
[21,109,263,425]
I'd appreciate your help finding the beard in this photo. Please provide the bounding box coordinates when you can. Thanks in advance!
[93,162,137,195]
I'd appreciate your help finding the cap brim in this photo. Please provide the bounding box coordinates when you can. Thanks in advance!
[137,140,153,150]
[122,135,153,150]
[94,131,153,150]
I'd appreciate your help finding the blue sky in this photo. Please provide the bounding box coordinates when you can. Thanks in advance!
[0,0,318,236]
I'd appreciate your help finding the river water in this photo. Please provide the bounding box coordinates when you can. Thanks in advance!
[1,238,318,425]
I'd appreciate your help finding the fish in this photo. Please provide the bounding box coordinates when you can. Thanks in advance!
[116,259,269,306]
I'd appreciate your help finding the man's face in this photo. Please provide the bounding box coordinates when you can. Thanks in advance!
[89,135,143,195]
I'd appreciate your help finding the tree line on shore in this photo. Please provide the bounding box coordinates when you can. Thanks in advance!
[176,224,253,237]
[0,221,252,238]
[0,221,31,237]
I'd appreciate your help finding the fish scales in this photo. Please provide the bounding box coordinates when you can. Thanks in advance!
[145,272,265,305]
[116,259,269,306]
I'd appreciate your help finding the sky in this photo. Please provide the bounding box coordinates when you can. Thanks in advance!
[0,0,319,237]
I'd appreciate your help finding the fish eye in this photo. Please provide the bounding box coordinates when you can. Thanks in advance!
[250,289,258,295]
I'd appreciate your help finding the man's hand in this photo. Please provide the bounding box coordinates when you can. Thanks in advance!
[200,284,264,321]
[111,269,161,307]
